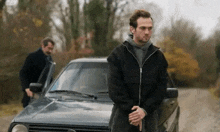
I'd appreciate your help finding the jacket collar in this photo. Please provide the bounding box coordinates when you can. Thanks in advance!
[36,48,49,58]
[122,41,159,60]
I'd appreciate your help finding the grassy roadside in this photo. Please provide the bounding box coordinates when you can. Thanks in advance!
[0,102,23,117]
[209,87,220,100]
[209,79,220,100]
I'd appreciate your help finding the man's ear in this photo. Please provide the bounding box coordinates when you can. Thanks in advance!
[41,44,45,49]
[41,44,46,52]
[130,26,135,34]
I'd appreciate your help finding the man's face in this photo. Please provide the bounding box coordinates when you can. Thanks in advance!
[42,42,54,56]
[130,17,153,46]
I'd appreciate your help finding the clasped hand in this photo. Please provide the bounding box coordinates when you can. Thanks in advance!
[129,106,146,131]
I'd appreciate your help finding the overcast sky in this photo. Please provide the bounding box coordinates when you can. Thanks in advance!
[6,0,220,39]
[137,0,220,39]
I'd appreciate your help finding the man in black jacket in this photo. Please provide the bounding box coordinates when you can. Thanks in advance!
[19,37,55,108]
[107,10,168,132]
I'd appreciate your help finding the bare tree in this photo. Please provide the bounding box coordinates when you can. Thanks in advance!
[214,22,220,73]
[102,0,113,46]
[49,0,81,52]
[216,17,220,30]
[50,2,72,51]
[161,18,202,52]
[0,0,6,11]
[108,0,129,41]
[133,2,163,39]
[0,0,53,103]
[111,1,163,42]
[0,0,6,23]
[69,0,80,52]
[83,0,89,46]
[161,17,219,86]
[18,0,30,11]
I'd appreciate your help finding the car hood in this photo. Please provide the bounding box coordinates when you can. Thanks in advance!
[13,97,113,126]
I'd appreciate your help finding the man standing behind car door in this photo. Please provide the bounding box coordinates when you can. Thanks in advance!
[19,37,55,108]
[107,9,168,132]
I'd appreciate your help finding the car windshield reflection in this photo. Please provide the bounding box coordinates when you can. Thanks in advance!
[49,62,109,96]
[49,90,98,99]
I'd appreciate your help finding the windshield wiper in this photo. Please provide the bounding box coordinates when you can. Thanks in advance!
[49,90,97,99]
[97,91,108,94]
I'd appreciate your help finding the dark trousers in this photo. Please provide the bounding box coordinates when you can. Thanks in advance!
[142,110,159,132]
[22,92,30,108]
[22,93,40,108]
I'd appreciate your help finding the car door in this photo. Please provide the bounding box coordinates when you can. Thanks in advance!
[158,76,179,132]
[29,61,56,94]
[40,61,56,94]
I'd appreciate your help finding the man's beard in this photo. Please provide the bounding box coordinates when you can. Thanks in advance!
[139,39,149,44]
[46,52,51,55]
[138,35,150,43]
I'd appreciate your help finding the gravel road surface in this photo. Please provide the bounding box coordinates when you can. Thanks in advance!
[178,88,220,132]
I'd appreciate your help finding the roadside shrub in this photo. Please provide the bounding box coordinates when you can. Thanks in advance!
[158,37,200,86]
[0,76,21,104]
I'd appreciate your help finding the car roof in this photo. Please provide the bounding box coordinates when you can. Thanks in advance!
[69,57,107,63]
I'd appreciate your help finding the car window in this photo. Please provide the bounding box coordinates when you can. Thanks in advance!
[50,62,109,94]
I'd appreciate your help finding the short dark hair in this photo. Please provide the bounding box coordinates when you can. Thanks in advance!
[129,9,153,28]
[41,37,55,46]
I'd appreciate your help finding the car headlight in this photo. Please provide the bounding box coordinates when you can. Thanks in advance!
[12,124,28,132]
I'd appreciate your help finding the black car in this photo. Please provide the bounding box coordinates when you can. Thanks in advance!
[8,57,180,132]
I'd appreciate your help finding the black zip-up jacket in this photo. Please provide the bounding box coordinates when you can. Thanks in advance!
[107,41,168,115]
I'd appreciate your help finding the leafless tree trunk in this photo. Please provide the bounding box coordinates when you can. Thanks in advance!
[102,0,112,46]
[83,0,89,47]
[69,0,80,52]
[0,0,6,23]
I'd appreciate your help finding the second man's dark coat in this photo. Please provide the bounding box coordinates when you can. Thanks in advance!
[19,48,52,107]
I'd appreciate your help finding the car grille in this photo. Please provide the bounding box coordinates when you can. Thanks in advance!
[28,124,110,132]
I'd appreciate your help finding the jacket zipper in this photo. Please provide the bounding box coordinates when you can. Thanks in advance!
[124,44,158,132]
[139,68,142,105]
[123,45,158,106]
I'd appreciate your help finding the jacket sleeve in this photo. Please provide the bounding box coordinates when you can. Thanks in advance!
[19,54,35,91]
[142,53,168,114]
[107,49,134,114]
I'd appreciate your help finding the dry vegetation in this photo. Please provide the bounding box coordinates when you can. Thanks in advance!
[209,87,220,100]
[0,101,23,117]
[209,78,220,100]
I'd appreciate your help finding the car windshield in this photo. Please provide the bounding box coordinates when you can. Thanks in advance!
[49,62,109,95]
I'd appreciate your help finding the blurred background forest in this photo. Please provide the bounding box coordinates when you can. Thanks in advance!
[0,0,220,104]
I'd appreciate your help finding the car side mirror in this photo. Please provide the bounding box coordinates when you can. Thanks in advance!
[166,88,178,98]
[29,83,43,93]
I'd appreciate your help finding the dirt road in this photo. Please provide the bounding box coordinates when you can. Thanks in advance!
[178,88,220,132]
[1,88,220,132]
